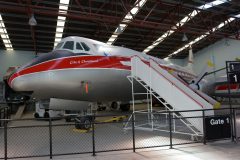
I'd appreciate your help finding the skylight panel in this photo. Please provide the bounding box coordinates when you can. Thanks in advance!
[53,0,70,48]
[107,0,147,45]
[199,0,228,10]
[108,37,116,42]
[57,21,65,27]
[143,0,229,54]
[168,15,237,57]
[56,27,64,33]
[131,7,139,15]
[0,14,13,50]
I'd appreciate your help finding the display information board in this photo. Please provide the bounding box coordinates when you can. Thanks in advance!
[229,62,240,72]
[228,61,240,83]
[228,73,240,83]
[205,116,231,140]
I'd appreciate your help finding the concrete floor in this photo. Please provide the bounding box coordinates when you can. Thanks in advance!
[10,141,240,160]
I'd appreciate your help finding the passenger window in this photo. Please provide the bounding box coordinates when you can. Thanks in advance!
[81,42,90,51]
[76,42,83,50]
[63,41,74,50]
[55,42,63,49]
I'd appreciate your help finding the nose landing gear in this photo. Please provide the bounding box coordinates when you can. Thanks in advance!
[75,116,93,130]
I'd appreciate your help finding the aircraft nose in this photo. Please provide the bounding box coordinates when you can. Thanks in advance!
[8,71,27,91]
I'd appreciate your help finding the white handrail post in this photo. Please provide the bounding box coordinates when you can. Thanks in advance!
[173,113,176,132]
[150,59,154,130]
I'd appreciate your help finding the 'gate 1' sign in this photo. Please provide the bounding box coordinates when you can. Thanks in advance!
[205,116,231,140]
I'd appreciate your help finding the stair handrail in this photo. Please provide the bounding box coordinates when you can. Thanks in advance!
[131,56,214,109]
[148,57,218,108]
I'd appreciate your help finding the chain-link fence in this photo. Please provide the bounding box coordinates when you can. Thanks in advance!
[7,125,49,158]
[235,108,240,140]
[0,106,10,127]
[0,127,4,159]
[51,122,92,155]
[0,108,239,159]
[133,113,170,149]
[95,121,133,152]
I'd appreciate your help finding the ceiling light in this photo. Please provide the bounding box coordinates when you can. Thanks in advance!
[199,0,229,10]
[234,14,240,18]
[55,33,63,38]
[56,27,64,33]
[168,14,236,57]
[143,0,229,54]
[119,24,127,28]
[58,16,66,20]
[29,14,37,26]
[112,35,118,38]
[147,46,154,49]
[131,7,139,15]
[0,14,13,50]
[108,37,116,42]
[55,37,62,42]
[53,0,70,48]
[1,34,8,39]
[107,0,147,45]
[57,21,65,27]
[143,48,150,52]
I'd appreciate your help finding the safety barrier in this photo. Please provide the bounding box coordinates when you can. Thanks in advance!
[0,107,239,159]
[0,106,10,127]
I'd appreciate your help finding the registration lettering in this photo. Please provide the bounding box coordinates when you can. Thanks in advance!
[70,60,99,64]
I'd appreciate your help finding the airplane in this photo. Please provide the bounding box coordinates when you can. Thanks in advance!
[5,36,217,128]
[213,75,240,103]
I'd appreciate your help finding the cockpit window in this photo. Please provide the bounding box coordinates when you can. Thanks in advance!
[55,42,63,49]
[76,42,83,50]
[81,42,90,51]
[63,41,74,50]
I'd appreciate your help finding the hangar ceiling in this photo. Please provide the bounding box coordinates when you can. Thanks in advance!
[0,0,239,59]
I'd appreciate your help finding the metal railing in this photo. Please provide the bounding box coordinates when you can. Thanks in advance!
[0,107,239,160]
[0,106,10,128]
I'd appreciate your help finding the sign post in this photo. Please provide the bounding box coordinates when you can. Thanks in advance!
[226,61,240,141]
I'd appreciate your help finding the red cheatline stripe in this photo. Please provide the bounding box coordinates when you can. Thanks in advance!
[8,55,195,87]
[8,56,131,86]
[215,84,239,90]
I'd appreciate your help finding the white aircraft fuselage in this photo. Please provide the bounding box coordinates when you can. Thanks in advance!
[8,36,195,103]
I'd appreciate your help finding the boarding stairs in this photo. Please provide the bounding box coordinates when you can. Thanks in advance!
[127,56,218,136]
[132,78,202,135]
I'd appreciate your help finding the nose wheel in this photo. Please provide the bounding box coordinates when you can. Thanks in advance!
[75,116,92,130]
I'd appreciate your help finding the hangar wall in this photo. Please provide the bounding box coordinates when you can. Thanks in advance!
[182,38,240,78]
[164,58,185,67]
[0,50,35,81]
